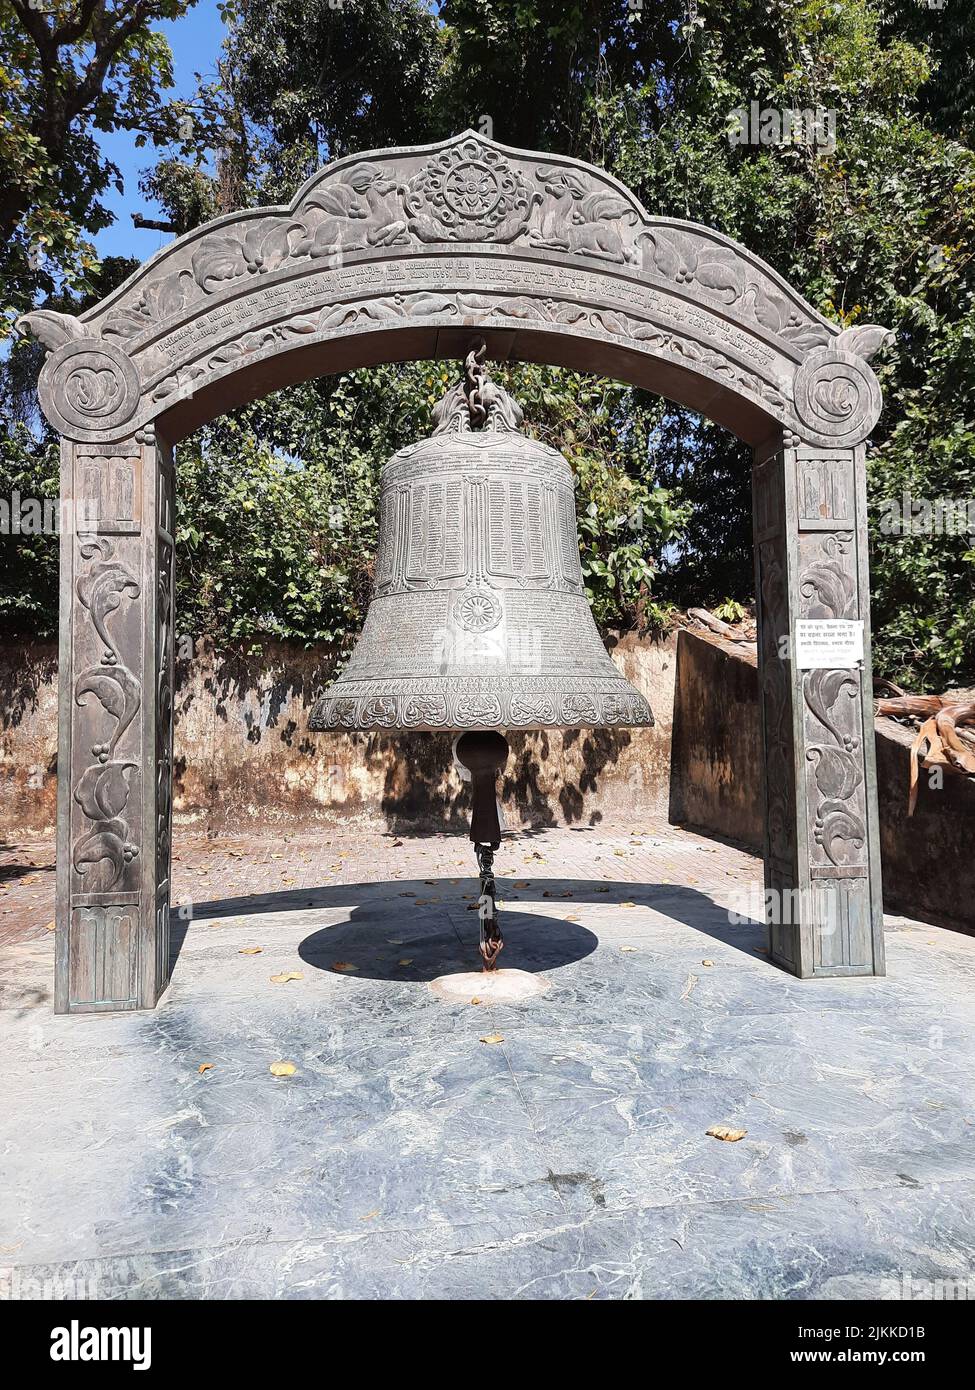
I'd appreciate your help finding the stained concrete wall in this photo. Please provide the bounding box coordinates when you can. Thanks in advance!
[669,628,975,932]
[5,631,971,931]
[668,630,763,848]
[0,633,678,836]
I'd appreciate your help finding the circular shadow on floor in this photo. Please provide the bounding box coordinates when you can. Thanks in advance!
[297,908,599,982]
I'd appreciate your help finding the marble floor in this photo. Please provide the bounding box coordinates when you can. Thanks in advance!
[1,823,974,1300]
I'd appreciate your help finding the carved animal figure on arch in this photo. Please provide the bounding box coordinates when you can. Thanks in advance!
[17,131,892,1012]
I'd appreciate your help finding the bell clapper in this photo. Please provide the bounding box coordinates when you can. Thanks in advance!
[455,730,509,972]
[475,840,502,970]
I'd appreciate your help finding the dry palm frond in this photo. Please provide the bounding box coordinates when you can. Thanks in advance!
[875,694,975,815]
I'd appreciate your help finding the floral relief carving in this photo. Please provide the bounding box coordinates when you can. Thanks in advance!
[799,557,857,620]
[72,537,142,893]
[803,653,867,868]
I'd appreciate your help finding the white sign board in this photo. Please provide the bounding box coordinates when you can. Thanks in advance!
[795,619,864,670]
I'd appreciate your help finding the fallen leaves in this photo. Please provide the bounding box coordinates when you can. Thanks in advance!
[269,971,303,984]
[397,958,413,966]
[620,945,638,953]
[44,920,56,932]
[269,1061,297,1078]
[707,1125,747,1143]
[332,961,359,973]
[238,946,263,955]
[702,959,714,968]
[479,1033,505,1045]
[197,1063,214,1074]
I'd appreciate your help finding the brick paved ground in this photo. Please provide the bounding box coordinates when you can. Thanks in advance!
[2,821,975,1300]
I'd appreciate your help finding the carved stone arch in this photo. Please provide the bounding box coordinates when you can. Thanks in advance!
[20,131,889,1011]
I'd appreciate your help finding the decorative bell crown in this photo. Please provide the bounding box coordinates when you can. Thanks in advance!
[309,345,654,734]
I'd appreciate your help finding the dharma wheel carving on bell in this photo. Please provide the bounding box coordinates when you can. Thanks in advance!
[308,346,654,735]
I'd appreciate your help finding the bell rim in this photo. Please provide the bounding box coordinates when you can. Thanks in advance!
[307,681,654,734]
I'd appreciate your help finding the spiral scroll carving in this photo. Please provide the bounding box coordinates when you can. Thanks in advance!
[792,346,882,447]
[41,339,141,438]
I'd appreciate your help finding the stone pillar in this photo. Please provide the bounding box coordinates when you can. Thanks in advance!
[751,432,885,978]
[54,429,175,1013]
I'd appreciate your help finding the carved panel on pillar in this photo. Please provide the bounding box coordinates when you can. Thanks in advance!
[795,448,881,975]
[752,438,884,980]
[56,432,172,1013]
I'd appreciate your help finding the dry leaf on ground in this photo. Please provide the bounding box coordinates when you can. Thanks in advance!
[269,971,303,984]
[269,1061,296,1077]
[238,946,263,955]
[479,1033,505,1044]
[332,961,359,972]
[197,1063,214,1074]
[707,1124,747,1143]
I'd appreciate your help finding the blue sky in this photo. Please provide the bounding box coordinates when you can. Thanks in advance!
[95,0,225,265]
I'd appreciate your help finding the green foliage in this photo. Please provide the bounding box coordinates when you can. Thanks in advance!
[600,0,975,686]
[3,0,974,691]
[0,409,59,635]
[714,598,747,625]
[0,0,199,332]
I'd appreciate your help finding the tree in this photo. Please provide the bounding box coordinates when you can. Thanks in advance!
[4,0,974,690]
[0,0,198,332]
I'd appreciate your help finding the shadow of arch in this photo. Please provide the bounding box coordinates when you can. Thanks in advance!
[173,876,769,979]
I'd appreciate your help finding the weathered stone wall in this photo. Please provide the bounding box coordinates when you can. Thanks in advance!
[670,628,975,931]
[0,633,678,835]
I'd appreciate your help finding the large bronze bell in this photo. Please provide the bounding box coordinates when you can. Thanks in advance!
[309,344,653,969]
